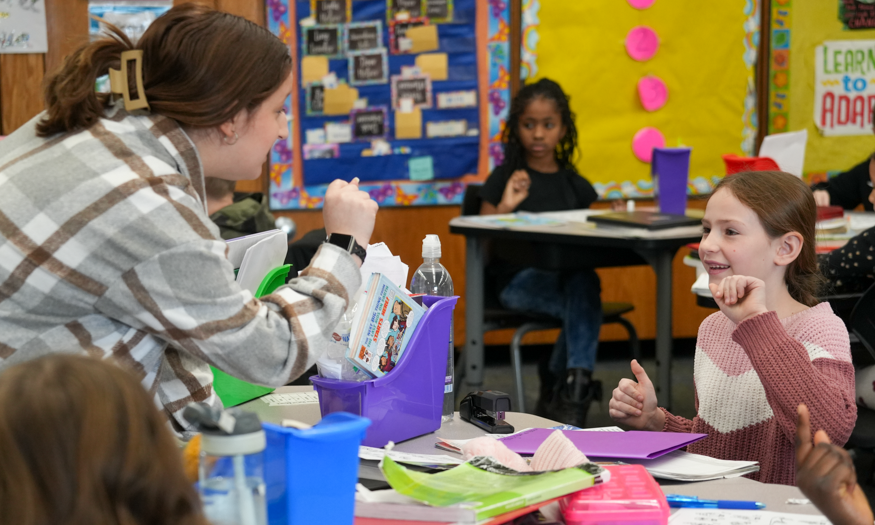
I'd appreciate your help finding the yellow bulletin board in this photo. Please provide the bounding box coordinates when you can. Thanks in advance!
[532,1,757,198]
[770,1,875,177]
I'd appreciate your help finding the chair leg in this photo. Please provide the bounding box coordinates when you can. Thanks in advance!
[509,322,562,414]
[616,317,640,361]
[509,329,526,413]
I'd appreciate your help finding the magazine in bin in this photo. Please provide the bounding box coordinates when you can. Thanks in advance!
[311,295,458,448]
[346,273,427,378]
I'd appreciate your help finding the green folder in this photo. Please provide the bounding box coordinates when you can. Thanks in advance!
[211,264,292,407]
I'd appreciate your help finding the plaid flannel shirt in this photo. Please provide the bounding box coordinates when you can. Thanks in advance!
[0,105,360,435]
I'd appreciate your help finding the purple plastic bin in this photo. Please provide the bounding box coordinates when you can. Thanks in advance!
[652,147,691,215]
[310,295,458,447]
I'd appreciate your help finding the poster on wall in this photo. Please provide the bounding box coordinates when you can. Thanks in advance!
[840,0,875,30]
[0,0,48,53]
[813,40,875,136]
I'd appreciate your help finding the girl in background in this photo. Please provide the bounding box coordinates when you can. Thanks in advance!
[0,355,207,525]
[479,78,600,426]
[609,171,856,485]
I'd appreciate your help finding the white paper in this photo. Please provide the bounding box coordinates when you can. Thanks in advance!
[325,122,352,143]
[226,230,285,268]
[427,120,467,138]
[619,450,758,481]
[759,129,808,177]
[359,243,409,290]
[437,90,477,109]
[691,271,713,298]
[849,211,875,232]
[399,97,415,113]
[359,446,464,465]
[306,128,326,144]
[669,509,828,525]
[0,0,48,54]
[261,391,319,406]
[236,231,288,295]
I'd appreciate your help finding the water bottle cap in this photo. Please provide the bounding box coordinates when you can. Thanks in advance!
[422,234,441,258]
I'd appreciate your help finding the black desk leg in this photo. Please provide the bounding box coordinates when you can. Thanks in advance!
[637,247,676,412]
[465,236,485,390]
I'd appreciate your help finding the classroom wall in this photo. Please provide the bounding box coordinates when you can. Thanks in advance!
[1,0,712,351]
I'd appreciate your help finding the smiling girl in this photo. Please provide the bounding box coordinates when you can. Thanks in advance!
[479,79,600,427]
[609,171,856,485]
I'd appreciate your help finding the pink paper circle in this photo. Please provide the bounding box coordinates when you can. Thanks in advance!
[632,127,666,163]
[628,0,656,8]
[625,26,659,62]
[637,75,668,111]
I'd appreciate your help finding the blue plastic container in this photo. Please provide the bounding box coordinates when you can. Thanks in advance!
[263,412,370,525]
[310,295,458,447]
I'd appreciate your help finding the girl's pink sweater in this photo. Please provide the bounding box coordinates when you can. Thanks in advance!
[661,303,856,485]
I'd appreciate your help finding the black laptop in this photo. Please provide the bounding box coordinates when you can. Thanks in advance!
[588,211,702,230]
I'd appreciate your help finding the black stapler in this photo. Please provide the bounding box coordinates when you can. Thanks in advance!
[459,390,515,434]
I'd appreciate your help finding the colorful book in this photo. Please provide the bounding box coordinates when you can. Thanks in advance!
[347,273,426,378]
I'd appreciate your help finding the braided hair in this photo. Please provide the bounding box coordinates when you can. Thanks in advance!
[501,78,579,172]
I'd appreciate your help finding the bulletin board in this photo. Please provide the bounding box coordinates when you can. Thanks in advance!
[767,0,875,178]
[266,0,510,209]
[526,1,759,198]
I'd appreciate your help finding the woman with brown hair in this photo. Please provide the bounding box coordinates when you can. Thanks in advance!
[0,354,208,525]
[0,4,377,436]
[609,171,856,486]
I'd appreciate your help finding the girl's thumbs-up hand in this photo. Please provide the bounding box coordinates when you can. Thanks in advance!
[609,359,664,431]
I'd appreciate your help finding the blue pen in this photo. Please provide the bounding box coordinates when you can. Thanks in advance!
[666,495,766,510]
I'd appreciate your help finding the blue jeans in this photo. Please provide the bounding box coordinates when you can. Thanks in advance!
[498,268,602,374]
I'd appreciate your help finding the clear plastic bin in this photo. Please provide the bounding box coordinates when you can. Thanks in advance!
[561,465,670,525]
[310,295,458,447]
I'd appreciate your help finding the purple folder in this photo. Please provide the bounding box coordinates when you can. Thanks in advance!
[497,429,707,459]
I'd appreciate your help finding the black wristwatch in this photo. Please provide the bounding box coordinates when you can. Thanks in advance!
[324,233,367,262]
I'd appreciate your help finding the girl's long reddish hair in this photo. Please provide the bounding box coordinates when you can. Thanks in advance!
[711,171,824,306]
[0,355,208,525]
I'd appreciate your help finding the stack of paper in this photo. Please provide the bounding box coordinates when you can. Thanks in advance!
[617,450,759,481]
[759,129,808,177]
[225,230,288,295]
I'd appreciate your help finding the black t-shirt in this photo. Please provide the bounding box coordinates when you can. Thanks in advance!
[479,164,598,213]
[478,164,599,299]
[819,157,874,212]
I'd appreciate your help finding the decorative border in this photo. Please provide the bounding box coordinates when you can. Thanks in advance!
[520,0,539,81]
[487,0,511,170]
[767,1,791,134]
[267,0,496,209]
[740,0,760,155]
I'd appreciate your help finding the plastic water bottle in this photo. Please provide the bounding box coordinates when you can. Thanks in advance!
[409,234,455,422]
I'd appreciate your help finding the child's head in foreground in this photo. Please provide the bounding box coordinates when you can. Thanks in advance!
[0,355,206,525]
[700,170,821,307]
[502,78,578,172]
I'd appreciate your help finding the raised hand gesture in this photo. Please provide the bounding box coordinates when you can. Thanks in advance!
[796,404,873,525]
[497,170,531,213]
[709,274,769,325]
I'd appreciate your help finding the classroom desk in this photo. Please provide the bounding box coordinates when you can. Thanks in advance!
[241,386,824,517]
[449,213,703,410]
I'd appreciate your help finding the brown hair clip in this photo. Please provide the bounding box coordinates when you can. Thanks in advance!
[109,50,150,112]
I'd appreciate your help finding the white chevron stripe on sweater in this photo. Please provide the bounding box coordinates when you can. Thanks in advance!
[694,347,773,433]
